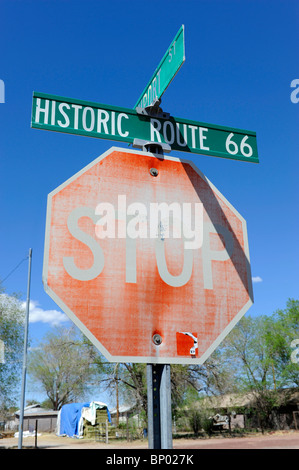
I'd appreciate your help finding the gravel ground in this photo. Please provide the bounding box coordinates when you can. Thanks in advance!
[1,430,298,450]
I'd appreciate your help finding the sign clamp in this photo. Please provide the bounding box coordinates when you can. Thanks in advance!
[132,138,171,154]
[134,97,172,153]
[135,98,170,120]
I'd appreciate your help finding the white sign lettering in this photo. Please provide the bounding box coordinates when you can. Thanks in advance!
[63,203,233,289]
[34,99,130,138]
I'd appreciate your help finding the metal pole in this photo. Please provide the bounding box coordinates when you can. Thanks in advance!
[18,248,32,449]
[147,364,161,449]
[147,363,173,449]
[34,419,38,448]
[140,142,173,449]
[160,364,172,449]
[114,363,119,426]
[105,419,108,444]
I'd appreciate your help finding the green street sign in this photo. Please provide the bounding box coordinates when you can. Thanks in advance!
[31,92,259,163]
[134,25,185,110]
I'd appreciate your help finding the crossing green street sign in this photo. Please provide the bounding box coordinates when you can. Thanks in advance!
[134,25,185,110]
[31,92,259,163]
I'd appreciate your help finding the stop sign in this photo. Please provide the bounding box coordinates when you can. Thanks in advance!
[43,147,253,364]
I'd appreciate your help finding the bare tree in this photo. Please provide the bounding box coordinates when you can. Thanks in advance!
[28,326,100,409]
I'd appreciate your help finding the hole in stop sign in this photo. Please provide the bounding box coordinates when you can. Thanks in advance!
[43,148,253,364]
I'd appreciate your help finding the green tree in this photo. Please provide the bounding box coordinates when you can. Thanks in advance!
[99,363,203,420]
[0,292,26,415]
[105,359,235,425]
[28,325,106,409]
[268,299,299,387]
[220,300,299,430]
[222,315,275,390]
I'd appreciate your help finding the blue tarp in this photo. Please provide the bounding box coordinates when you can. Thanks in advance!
[58,402,90,438]
[57,401,111,438]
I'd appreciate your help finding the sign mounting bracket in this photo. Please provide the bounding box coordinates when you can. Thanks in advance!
[132,139,171,154]
[135,98,170,120]
[134,97,172,154]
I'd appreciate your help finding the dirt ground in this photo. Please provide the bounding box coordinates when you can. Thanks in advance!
[1,430,299,450]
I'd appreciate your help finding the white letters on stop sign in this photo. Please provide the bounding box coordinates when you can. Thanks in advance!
[62,205,234,288]
[63,207,105,281]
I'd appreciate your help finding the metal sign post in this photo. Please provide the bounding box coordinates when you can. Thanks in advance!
[18,248,32,449]
[147,364,172,449]
[141,143,172,450]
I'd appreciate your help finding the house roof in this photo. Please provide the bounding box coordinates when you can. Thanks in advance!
[110,404,137,415]
[15,404,58,417]
[200,393,256,410]
[200,388,299,411]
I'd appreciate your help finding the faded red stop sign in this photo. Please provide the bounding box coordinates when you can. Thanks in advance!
[43,147,253,364]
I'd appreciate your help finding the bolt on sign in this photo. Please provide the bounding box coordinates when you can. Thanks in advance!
[43,147,253,364]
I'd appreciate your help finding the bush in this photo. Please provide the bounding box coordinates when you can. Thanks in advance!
[189,410,201,436]
[201,416,214,435]
[188,406,215,436]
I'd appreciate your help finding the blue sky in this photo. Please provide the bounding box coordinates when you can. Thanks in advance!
[1,0,298,406]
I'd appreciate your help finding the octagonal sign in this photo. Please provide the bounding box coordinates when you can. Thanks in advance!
[43,147,253,364]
